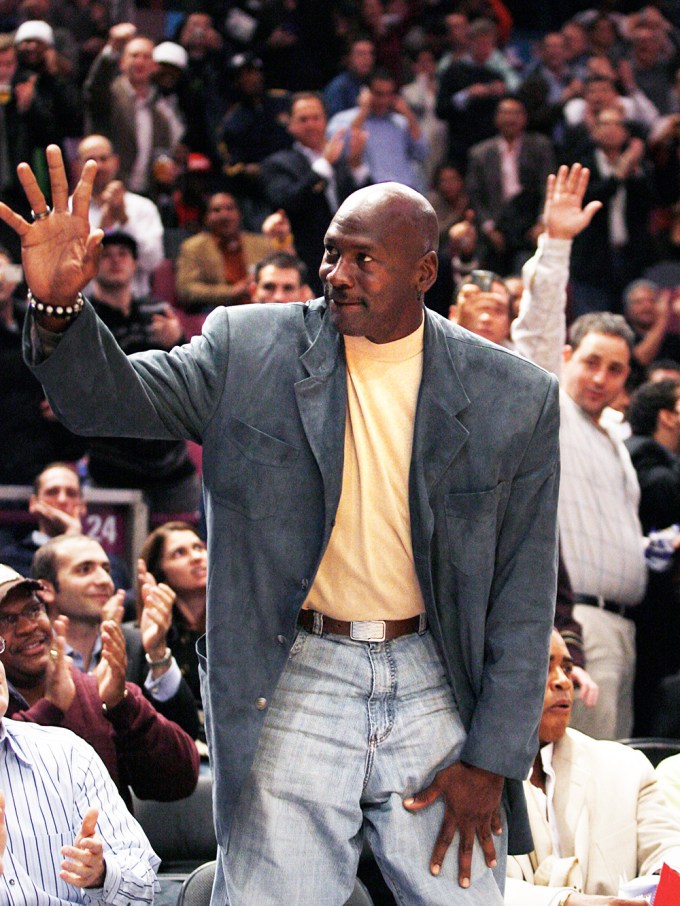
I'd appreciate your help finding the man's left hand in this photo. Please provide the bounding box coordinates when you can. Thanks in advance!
[96,620,127,709]
[60,808,106,888]
[403,761,503,887]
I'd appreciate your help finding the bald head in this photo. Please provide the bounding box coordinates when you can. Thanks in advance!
[320,182,439,343]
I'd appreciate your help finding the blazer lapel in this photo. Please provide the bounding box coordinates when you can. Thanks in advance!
[295,311,346,541]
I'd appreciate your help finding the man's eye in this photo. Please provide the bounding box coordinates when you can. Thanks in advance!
[358,253,373,264]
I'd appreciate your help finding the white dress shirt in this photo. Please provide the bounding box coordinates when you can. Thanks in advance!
[0,718,159,905]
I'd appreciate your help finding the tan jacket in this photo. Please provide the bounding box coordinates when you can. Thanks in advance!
[176,231,274,310]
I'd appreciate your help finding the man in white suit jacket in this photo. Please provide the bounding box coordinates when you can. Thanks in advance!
[506,630,680,905]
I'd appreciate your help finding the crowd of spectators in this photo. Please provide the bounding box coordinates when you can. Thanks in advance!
[6,0,680,902]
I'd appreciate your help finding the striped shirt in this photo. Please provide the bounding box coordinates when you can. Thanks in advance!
[0,718,160,905]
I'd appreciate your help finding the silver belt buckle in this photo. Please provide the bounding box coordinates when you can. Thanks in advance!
[350,620,386,642]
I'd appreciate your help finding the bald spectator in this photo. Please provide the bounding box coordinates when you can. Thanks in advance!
[76,134,163,298]
[176,192,285,310]
[84,23,173,195]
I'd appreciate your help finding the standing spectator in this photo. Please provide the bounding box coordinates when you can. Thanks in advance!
[0,249,85,485]
[569,108,655,316]
[87,232,199,514]
[260,92,368,293]
[629,20,679,115]
[12,20,81,192]
[561,19,590,81]
[626,379,680,733]
[323,35,375,118]
[177,11,231,144]
[436,18,511,166]
[76,134,163,298]
[327,69,429,193]
[624,279,680,370]
[400,46,448,186]
[518,32,583,140]
[466,96,555,273]
[219,52,291,230]
[84,23,173,195]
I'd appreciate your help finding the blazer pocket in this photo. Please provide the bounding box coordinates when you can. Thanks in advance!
[212,417,300,520]
[445,484,504,576]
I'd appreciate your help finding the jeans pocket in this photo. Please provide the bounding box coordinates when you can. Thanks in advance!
[289,629,308,658]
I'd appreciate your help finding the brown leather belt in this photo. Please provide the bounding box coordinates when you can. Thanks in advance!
[298,609,427,642]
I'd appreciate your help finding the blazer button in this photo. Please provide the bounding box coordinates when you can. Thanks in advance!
[301,578,309,590]
[276,635,287,645]
[255,697,267,710]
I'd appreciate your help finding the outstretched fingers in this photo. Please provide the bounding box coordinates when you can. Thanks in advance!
[72,159,98,221]
[0,200,30,236]
[16,160,49,217]
[46,144,70,213]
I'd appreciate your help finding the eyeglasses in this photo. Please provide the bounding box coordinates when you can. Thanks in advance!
[0,599,46,633]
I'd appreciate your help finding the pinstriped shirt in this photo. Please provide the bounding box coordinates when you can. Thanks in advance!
[0,718,160,905]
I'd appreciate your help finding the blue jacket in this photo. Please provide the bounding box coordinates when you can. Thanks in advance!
[26,298,559,853]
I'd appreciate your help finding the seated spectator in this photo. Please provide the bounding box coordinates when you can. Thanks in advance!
[327,68,429,193]
[176,191,288,310]
[260,91,368,294]
[77,133,163,298]
[0,656,161,902]
[449,271,512,348]
[0,248,85,484]
[0,463,129,593]
[323,35,375,118]
[33,534,200,741]
[0,563,199,808]
[177,11,231,144]
[84,23,174,196]
[138,522,207,709]
[466,96,555,274]
[251,251,312,303]
[623,278,680,371]
[505,629,680,906]
[84,231,199,514]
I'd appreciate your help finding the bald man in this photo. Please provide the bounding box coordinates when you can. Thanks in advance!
[4,146,559,906]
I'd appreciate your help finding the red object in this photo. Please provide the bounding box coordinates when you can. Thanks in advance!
[653,862,680,905]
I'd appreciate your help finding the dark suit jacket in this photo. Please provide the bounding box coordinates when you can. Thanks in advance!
[466,133,556,229]
[28,299,560,865]
[259,147,364,292]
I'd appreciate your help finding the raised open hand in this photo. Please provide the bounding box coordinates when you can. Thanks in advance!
[544,163,602,241]
[0,144,103,309]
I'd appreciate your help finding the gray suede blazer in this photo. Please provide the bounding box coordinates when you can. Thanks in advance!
[26,299,559,860]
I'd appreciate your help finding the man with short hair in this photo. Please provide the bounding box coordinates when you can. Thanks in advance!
[76,133,163,297]
[449,273,512,347]
[251,251,311,303]
[506,630,680,905]
[0,562,199,809]
[328,69,429,193]
[176,191,281,310]
[7,147,560,905]
[260,91,368,293]
[623,278,680,370]
[323,36,375,118]
[0,631,161,903]
[0,463,128,592]
[32,533,200,739]
[83,23,174,194]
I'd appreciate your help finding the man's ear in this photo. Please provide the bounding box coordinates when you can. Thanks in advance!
[38,580,57,610]
[562,344,573,365]
[418,250,438,295]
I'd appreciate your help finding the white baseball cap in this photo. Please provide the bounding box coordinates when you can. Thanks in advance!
[153,41,188,70]
[14,20,55,47]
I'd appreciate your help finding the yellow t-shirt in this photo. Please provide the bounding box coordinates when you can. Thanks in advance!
[304,320,425,621]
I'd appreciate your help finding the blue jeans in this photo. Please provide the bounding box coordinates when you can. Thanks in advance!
[221,628,506,905]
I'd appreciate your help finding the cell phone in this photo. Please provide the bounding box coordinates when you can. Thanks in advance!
[470,270,494,292]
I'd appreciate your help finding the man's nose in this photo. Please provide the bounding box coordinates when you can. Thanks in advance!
[326,257,353,287]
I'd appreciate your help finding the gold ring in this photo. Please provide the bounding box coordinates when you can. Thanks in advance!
[49,647,58,659]
[31,207,51,221]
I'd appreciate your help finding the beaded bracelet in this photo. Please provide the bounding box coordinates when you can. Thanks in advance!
[27,289,84,319]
